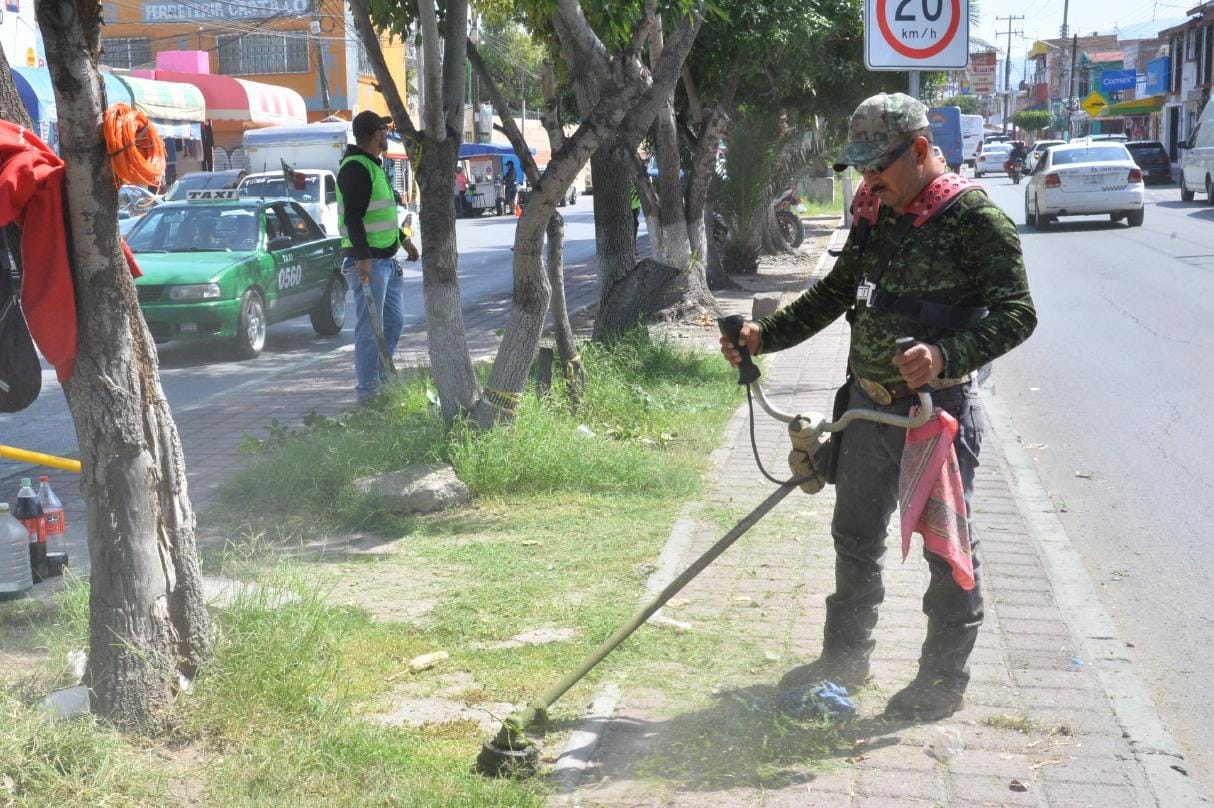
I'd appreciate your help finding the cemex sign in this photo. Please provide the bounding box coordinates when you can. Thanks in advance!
[865,0,969,70]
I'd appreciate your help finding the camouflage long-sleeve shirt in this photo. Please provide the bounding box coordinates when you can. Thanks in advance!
[756,191,1037,385]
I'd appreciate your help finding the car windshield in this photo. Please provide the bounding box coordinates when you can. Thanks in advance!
[239,175,319,202]
[163,173,241,202]
[1049,146,1130,165]
[126,206,260,253]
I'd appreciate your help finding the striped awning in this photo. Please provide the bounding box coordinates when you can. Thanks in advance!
[142,70,307,131]
[116,74,205,139]
[1107,95,1166,116]
[12,67,133,123]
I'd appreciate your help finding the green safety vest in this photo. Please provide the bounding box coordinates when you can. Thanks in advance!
[337,153,398,250]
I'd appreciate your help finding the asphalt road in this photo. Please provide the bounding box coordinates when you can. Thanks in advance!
[978,171,1214,795]
[0,197,600,464]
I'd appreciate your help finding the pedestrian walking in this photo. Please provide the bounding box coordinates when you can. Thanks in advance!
[502,161,518,209]
[720,92,1037,721]
[337,110,406,403]
[454,165,469,217]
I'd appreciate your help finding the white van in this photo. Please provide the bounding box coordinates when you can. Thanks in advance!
[961,114,984,168]
[1180,96,1214,202]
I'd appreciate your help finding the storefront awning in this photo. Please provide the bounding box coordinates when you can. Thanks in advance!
[115,74,205,139]
[11,68,133,149]
[139,70,307,131]
[1107,94,1166,115]
[11,67,133,123]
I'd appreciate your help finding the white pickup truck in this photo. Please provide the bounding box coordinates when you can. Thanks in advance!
[239,121,414,238]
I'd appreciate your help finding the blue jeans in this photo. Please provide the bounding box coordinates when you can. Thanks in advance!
[824,380,985,690]
[342,256,405,400]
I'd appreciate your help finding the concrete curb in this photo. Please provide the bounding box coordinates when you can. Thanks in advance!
[984,389,1211,806]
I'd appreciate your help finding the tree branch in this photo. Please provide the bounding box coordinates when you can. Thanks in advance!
[347,0,419,141]
[441,0,469,136]
[468,38,542,185]
[552,0,612,107]
[681,64,702,123]
[541,60,565,153]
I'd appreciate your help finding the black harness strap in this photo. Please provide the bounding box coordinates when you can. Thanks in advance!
[848,189,990,331]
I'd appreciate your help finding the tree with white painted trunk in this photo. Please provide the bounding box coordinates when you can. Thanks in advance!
[354,0,703,425]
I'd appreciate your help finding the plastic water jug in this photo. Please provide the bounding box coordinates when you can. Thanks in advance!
[0,503,33,599]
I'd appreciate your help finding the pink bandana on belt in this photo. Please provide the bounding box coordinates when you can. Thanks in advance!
[898,407,974,590]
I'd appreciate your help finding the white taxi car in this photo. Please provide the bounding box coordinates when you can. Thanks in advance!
[1023,140,1145,229]
[974,143,1011,178]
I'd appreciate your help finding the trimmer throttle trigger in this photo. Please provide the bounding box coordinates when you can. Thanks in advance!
[718,315,761,385]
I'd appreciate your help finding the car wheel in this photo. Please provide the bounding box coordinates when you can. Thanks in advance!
[235,289,267,359]
[1206,175,1214,205]
[1181,174,1196,202]
[310,272,348,336]
[1127,208,1145,227]
[1027,198,1040,229]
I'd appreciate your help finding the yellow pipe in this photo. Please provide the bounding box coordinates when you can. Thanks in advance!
[0,445,82,474]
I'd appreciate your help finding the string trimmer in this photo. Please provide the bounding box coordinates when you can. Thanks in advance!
[475,315,932,777]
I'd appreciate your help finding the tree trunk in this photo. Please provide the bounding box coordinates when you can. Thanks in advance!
[545,211,584,401]
[349,0,478,424]
[0,53,32,129]
[591,139,641,341]
[35,0,209,731]
[650,103,692,267]
[416,135,481,421]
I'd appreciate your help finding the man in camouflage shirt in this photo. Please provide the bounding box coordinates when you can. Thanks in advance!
[720,93,1036,721]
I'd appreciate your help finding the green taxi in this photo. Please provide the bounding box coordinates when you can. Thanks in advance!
[126,189,347,358]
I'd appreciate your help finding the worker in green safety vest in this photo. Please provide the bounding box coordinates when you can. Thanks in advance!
[337,110,406,402]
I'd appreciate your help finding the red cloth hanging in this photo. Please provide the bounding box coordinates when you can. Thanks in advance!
[1,119,144,384]
[0,120,76,382]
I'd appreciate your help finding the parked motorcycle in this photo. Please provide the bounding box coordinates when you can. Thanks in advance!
[774,186,804,248]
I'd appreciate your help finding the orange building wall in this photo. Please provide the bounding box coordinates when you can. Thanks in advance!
[101,0,406,122]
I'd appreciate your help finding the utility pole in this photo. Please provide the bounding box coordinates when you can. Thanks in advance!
[1061,0,1070,39]
[997,15,1024,133]
[311,6,330,116]
[1068,34,1079,139]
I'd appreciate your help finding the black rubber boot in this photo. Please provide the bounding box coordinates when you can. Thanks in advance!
[778,647,872,691]
[883,673,966,722]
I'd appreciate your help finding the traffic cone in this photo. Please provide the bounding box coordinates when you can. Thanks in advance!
[514,203,522,217]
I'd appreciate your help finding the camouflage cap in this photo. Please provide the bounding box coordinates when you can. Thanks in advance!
[833,93,930,172]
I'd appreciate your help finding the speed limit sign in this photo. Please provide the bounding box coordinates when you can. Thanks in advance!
[865,0,969,70]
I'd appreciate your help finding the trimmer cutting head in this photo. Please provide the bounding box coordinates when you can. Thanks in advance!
[475,739,540,777]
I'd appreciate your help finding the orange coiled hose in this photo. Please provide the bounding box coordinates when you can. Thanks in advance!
[103,103,166,187]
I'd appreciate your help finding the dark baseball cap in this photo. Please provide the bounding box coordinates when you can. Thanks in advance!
[352,110,392,139]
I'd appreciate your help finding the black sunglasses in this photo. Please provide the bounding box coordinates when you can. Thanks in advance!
[858,137,916,174]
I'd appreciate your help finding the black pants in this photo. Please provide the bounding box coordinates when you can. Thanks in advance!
[824,380,985,689]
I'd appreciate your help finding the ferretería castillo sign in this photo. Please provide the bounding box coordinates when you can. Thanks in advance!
[143,0,312,22]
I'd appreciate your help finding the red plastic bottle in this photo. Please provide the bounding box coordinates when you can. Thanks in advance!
[37,476,65,537]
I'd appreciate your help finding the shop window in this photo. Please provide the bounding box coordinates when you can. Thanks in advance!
[100,37,151,70]
[217,33,309,76]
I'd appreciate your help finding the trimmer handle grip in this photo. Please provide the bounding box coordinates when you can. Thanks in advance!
[718,315,761,386]
[895,336,931,394]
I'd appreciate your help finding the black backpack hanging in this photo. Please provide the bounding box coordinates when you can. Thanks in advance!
[0,225,42,412]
